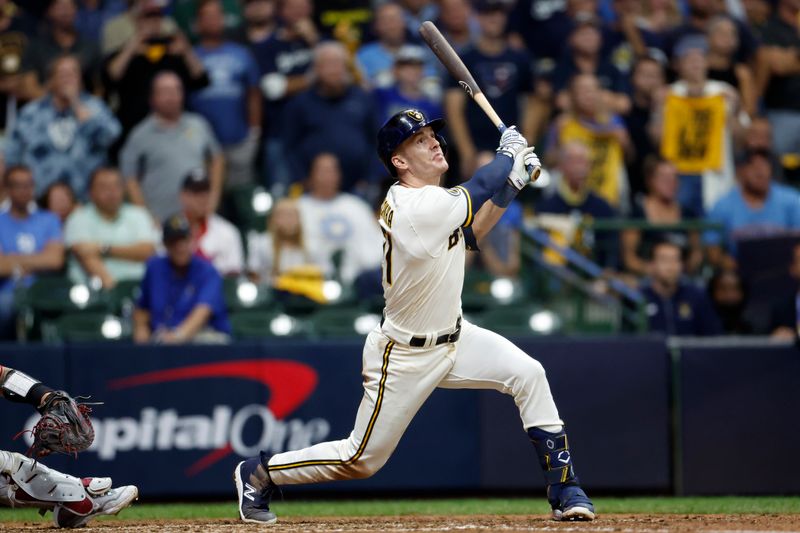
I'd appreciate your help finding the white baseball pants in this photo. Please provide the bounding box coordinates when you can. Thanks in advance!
[267,320,562,485]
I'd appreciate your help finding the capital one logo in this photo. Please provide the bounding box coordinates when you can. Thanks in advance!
[24,360,330,476]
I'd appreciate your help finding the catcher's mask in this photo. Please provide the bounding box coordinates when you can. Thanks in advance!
[377,109,447,177]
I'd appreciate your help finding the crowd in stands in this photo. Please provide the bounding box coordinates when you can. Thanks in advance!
[0,0,799,342]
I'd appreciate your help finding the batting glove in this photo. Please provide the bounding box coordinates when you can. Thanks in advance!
[496,126,528,159]
[508,147,540,190]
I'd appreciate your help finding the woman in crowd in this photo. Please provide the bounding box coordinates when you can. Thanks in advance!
[38,181,77,225]
[247,198,325,285]
[621,156,703,275]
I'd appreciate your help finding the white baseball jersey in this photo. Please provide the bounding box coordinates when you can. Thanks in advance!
[378,183,472,334]
[265,180,563,491]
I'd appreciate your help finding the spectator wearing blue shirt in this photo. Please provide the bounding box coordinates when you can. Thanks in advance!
[704,149,800,269]
[373,45,442,126]
[5,54,120,199]
[283,41,376,192]
[134,213,231,345]
[190,0,262,188]
[444,0,537,178]
[642,238,723,336]
[356,3,438,91]
[0,166,65,339]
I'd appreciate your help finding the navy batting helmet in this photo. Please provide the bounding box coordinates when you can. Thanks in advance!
[377,109,447,176]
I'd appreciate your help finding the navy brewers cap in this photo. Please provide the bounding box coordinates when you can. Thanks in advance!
[181,168,211,192]
[162,213,191,242]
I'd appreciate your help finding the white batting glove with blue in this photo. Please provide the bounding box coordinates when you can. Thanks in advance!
[508,147,540,190]
[496,126,528,159]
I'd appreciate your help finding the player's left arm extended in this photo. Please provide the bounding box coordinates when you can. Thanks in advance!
[462,147,539,241]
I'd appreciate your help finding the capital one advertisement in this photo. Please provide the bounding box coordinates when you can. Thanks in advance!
[1,342,481,496]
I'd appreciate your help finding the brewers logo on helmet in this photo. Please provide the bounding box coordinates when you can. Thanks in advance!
[377,109,447,176]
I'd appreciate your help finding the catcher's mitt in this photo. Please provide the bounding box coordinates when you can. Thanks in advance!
[28,391,96,457]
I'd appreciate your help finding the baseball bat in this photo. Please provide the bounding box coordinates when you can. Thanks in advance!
[418,20,540,179]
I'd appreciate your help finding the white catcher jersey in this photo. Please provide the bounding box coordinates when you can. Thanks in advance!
[378,183,473,334]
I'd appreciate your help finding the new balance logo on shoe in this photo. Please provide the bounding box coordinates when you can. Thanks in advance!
[243,483,257,502]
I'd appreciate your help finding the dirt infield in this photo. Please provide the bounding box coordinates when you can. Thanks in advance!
[3,514,800,532]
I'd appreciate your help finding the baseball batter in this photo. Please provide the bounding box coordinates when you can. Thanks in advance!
[0,365,139,528]
[235,109,595,523]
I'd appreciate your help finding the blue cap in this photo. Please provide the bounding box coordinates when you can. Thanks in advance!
[673,35,708,59]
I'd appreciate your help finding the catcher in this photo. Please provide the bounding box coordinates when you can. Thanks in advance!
[0,364,139,528]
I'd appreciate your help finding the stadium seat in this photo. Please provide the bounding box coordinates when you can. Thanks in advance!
[43,312,128,343]
[472,304,562,336]
[228,183,271,234]
[104,279,141,315]
[224,278,275,312]
[461,269,495,312]
[15,277,109,341]
[311,307,380,338]
[16,277,107,314]
[230,310,309,340]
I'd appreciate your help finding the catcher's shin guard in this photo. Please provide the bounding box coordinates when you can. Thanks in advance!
[3,452,87,506]
[528,427,595,521]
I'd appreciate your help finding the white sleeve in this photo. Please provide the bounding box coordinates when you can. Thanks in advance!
[404,185,472,257]
[216,221,244,275]
[247,232,270,276]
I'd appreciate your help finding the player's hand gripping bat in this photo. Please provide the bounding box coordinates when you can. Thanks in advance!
[418,20,540,180]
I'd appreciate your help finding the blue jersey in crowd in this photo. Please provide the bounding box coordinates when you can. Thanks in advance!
[137,255,231,335]
[703,183,800,254]
[642,281,723,336]
[446,45,534,151]
[189,42,260,146]
[283,85,376,187]
[0,210,62,292]
[252,35,313,138]
[373,86,442,126]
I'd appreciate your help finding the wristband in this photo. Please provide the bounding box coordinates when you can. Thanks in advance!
[491,181,519,208]
[1,370,53,407]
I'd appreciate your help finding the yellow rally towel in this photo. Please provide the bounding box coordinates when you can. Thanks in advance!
[273,265,328,304]
[559,118,624,208]
[660,93,726,174]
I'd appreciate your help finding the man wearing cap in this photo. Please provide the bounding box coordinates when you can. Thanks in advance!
[234,109,596,524]
[133,212,231,344]
[64,167,158,289]
[444,0,537,178]
[180,169,243,277]
[373,45,442,124]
